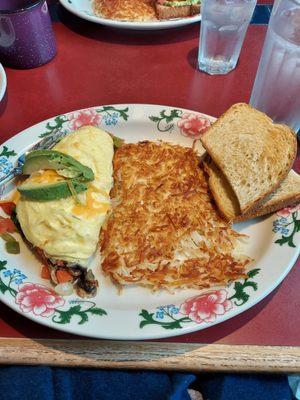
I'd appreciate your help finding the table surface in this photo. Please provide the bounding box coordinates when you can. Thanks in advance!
[0,1,299,372]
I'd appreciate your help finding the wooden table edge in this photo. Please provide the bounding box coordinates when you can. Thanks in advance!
[0,338,299,372]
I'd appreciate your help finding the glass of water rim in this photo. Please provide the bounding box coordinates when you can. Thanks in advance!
[198,0,257,75]
[250,0,300,132]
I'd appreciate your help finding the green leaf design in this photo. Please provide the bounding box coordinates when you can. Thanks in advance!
[246,268,260,279]
[149,109,183,132]
[275,236,296,248]
[87,307,107,316]
[0,260,7,272]
[139,309,191,330]
[148,116,160,123]
[39,115,68,138]
[274,211,299,248]
[96,106,129,121]
[0,146,17,158]
[0,280,17,297]
[0,261,17,297]
[228,269,260,306]
[52,302,107,325]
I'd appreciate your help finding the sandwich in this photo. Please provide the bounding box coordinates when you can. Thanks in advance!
[100,141,252,291]
[201,103,298,222]
[155,0,201,19]
[15,126,114,297]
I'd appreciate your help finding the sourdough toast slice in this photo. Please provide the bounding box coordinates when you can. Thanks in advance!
[204,157,300,222]
[201,103,297,214]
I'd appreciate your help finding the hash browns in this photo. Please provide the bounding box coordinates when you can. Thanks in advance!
[93,0,157,21]
[100,141,252,291]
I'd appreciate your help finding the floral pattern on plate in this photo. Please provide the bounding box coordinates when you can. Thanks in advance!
[139,269,260,330]
[0,261,107,325]
[0,104,299,340]
[149,108,211,138]
[273,205,300,248]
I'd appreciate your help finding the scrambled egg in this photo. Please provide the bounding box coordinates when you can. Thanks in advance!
[17,126,114,265]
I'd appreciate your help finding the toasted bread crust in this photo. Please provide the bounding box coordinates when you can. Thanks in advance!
[235,194,300,221]
[201,103,297,214]
[204,156,300,223]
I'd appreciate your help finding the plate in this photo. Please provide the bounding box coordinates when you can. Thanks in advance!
[0,104,299,340]
[0,64,7,102]
[59,0,201,30]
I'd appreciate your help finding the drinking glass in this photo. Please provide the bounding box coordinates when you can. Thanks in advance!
[198,0,257,75]
[0,0,56,69]
[249,0,300,132]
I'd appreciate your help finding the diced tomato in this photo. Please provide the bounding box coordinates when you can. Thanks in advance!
[56,269,73,283]
[41,265,51,280]
[0,216,16,234]
[0,201,15,216]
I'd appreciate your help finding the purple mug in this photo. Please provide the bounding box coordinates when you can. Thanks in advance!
[0,0,56,68]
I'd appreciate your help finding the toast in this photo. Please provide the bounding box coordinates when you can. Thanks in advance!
[204,158,300,222]
[155,1,200,19]
[201,103,297,214]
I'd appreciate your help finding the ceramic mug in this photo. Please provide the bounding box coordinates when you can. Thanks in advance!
[0,0,56,68]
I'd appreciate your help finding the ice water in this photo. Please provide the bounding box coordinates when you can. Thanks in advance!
[198,0,256,75]
[250,0,300,132]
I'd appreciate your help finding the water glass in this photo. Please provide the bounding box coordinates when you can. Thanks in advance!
[198,0,257,75]
[250,0,300,132]
[0,0,56,69]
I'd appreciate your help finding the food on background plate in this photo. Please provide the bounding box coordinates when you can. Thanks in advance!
[155,0,200,19]
[15,126,114,298]
[93,0,157,21]
[100,141,252,290]
[201,103,297,217]
[92,0,200,21]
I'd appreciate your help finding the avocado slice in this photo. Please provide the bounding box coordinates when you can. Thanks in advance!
[18,180,88,201]
[23,150,94,181]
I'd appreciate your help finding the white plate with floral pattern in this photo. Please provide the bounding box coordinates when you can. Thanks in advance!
[0,64,7,102]
[59,0,201,30]
[0,104,299,340]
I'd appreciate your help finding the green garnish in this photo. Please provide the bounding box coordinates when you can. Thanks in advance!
[5,241,20,254]
[23,150,94,182]
[109,134,125,149]
[1,233,20,254]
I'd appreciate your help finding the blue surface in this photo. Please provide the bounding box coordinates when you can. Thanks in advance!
[194,373,295,400]
[0,366,296,400]
[251,5,272,25]
[0,367,194,400]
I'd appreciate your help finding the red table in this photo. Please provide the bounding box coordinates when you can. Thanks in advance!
[0,4,299,371]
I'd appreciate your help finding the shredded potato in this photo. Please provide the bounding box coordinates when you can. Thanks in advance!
[100,141,252,291]
[93,0,157,21]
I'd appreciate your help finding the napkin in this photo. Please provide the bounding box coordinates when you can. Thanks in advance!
[0,366,195,400]
[193,373,294,400]
[0,367,295,400]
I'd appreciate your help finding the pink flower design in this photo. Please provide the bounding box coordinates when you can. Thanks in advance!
[68,109,102,130]
[277,204,300,218]
[179,289,232,324]
[15,283,65,317]
[177,113,211,138]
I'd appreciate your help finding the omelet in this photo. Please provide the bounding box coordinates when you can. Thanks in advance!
[17,125,113,272]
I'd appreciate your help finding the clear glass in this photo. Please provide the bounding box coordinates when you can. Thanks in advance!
[250,0,300,132]
[198,0,257,75]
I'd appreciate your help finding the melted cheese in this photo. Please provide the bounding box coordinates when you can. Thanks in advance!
[27,170,62,184]
[72,185,110,217]
[16,126,114,265]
